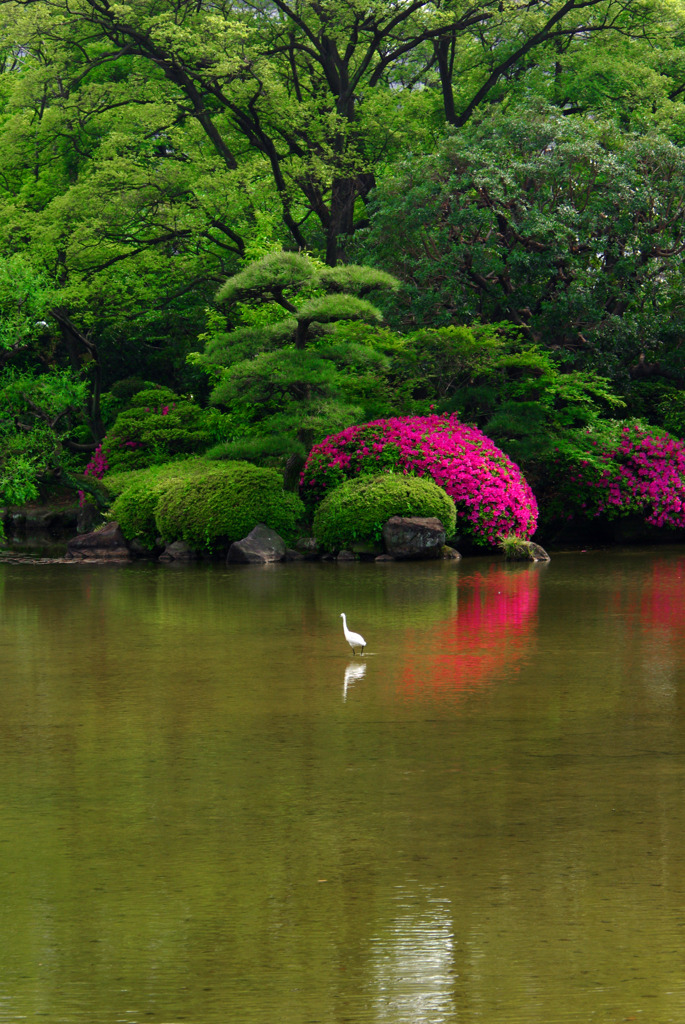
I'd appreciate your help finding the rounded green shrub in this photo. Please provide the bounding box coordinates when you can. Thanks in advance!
[108,458,217,548]
[154,463,305,550]
[110,472,185,548]
[313,473,456,552]
[110,479,166,548]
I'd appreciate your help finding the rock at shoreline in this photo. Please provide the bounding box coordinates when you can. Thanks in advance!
[442,545,462,560]
[382,516,446,560]
[227,523,287,564]
[65,522,133,561]
[158,540,199,562]
[504,540,551,562]
[294,536,320,560]
[336,549,357,561]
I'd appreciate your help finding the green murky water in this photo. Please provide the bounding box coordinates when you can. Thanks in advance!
[1,549,685,1023]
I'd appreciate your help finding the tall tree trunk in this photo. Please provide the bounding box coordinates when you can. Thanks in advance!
[326,172,375,266]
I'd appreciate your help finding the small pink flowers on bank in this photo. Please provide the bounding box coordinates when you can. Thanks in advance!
[300,414,538,546]
[84,443,108,479]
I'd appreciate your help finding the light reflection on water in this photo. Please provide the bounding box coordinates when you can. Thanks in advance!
[1,551,685,1021]
[371,887,456,1024]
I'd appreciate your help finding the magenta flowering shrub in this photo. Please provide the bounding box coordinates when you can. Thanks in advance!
[85,443,109,480]
[550,423,685,529]
[301,414,538,546]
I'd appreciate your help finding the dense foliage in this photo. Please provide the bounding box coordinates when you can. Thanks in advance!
[107,460,213,548]
[2,0,685,548]
[302,415,538,547]
[313,474,457,552]
[194,252,397,473]
[2,0,657,269]
[97,388,229,473]
[355,106,685,381]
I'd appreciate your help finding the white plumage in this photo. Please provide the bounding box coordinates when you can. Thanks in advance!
[340,612,366,655]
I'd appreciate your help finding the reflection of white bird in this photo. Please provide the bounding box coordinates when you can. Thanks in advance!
[341,612,366,655]
[343,660,367,701]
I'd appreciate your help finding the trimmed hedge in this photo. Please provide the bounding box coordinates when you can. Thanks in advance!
[110,479,167,548]
[109,458,304,551]
[313,473,456,552]
[154,463,304,550]
[108,459,214,547]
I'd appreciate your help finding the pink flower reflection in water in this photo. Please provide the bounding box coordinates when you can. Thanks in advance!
[617,558,685,645]
[400,567,540,704]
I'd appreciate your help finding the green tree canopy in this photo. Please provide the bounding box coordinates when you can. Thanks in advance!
[355,105,685,382]
[0,0,668,266]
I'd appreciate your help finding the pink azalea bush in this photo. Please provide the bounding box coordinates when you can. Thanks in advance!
[85,443,109,479]
[300,414,538,546]
[549,422,685,528]
[85,438,143,478]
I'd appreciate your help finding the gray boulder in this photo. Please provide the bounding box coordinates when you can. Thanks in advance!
[294,536,320,560]
[158,540,199,562]
[382,516,446,560]
[284,548,304,561]
[66,521,133,561]
[227,523,287,564]
[336,549,357,561]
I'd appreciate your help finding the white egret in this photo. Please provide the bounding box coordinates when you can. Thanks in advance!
[341,612,366,655]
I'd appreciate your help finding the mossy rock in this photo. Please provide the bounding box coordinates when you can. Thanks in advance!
[500,536,550,562]
[313,473,456,552]
[154,463,305,551]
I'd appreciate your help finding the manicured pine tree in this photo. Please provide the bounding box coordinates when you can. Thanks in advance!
[195,251,398,487]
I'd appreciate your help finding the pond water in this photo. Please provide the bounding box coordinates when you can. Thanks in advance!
[1,548,685,1024]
